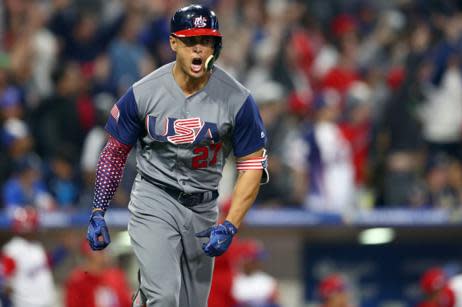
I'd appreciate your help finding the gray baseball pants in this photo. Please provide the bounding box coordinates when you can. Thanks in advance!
[128,175,218,307]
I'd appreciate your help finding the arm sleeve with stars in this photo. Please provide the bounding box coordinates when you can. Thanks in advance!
[92,136,131,212]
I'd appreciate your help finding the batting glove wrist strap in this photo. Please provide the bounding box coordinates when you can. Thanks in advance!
[223,220,238,235]
[195,220,238,257]
[91,208,105,216]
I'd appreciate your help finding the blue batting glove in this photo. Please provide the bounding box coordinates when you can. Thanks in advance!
[87,210,111,251]
[195,220,238,257]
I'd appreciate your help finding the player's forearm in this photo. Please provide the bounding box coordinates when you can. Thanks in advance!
[225,169,262,228]
[92,136,131,213]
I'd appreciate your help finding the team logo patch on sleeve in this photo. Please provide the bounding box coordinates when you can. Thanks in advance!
[110,105,120,122]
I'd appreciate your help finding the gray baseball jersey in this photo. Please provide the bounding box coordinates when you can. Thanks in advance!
[106,62,266,193]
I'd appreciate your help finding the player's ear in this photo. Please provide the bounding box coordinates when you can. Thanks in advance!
[169,35,177,52]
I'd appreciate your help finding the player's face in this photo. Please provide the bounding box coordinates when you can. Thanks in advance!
[170,35,215,79]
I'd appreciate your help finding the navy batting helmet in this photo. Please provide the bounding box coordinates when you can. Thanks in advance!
[170,4,222,70]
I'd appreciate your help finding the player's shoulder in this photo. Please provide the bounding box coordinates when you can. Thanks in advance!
[132,62,174,91]
[210,66,250,100]
[2,237,28,258]
[3,237,25,250]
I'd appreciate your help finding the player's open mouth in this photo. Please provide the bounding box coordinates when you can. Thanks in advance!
[191,58,203,73]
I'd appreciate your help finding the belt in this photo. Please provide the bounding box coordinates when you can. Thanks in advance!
[140,174,219,207]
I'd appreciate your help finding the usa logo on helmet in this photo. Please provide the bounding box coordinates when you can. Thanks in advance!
[194,16,207,28]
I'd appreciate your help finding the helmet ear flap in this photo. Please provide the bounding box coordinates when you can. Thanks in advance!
[206,37,222,71]
[214,37,222,60]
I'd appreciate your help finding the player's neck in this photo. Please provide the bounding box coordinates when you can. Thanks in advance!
[172,63,211,97]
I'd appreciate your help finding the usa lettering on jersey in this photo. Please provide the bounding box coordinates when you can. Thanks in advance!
[146,116,220,145]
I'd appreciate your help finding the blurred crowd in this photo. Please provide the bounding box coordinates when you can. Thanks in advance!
[1,0,462,216]
[0,206,281,307]
[311,267,462,307]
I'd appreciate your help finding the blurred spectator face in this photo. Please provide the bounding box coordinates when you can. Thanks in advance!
[346,82,372,124]
[243,0,264,26]
[27,2,49,30]
[0,68,8,88]
[447,53,461,69]
[259,101,283,126]
[0,70,23,119]
[318,104,340,122]
[51,158,74,180]
[448,161,462,188]
[5,0,27,15]
[444,15,462,41]
[319,274,353,307]
[14,154,42,187]
[74,14,98,42]
[325,292,352,307]
[19,166,40,188]
[121,15,143,42]
[9,136,33,158]
[426,161,450,192]
[252,80,285,125]
[2,119,33,157]
[349,104,371,125]
[147,0,182,15]
[58,63,83,96]
[314,90,341,122]
[410,24,431,52]
[417,60,434,84]
[339,33,359,65]
[0,94,23,120]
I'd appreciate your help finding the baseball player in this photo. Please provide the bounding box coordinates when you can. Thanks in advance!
[2,207,57,307]
[86,4,268,307]
[318,274,355,307]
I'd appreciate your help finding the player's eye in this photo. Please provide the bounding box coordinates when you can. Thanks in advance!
[201,37,214,46]
[180,36,214,47]
[181,37,196,46]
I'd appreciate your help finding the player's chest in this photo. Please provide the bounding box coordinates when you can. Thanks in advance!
[143,93,231,145]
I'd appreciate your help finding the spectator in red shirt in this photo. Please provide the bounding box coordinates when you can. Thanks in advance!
[339,81,373,187]
[64,240,132,307]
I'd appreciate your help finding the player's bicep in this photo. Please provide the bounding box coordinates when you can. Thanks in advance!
[232,95,266,158]
[105,87,142,146]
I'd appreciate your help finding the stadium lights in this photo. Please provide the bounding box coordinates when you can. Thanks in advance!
[358,227,395,245]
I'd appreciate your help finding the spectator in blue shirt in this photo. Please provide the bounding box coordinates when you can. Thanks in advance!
[2,154,55,212]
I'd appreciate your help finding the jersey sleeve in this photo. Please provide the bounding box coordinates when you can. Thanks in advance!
[105,87,142,145]
[232,95,267,157]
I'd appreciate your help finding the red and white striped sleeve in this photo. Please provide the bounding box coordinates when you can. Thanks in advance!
[236,149,269,184]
